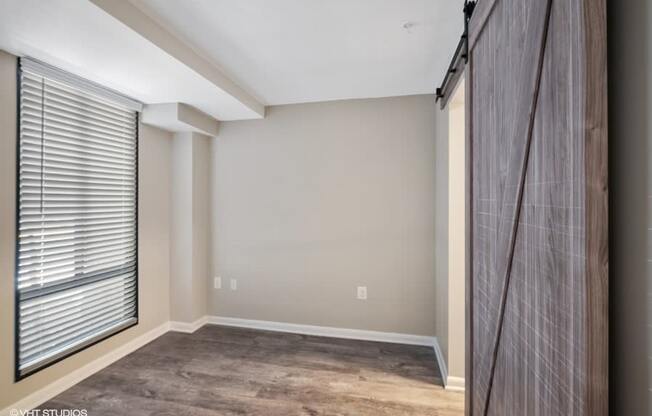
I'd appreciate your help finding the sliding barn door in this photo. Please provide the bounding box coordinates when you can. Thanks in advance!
[465,0,607,415]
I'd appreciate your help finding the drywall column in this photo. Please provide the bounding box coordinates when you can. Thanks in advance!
[170,132,210,323]
[447,84,466,389]
[192,134,210,321]
[143,102,218,325]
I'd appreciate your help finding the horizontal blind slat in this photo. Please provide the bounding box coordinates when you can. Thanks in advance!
[20,166,136,184]
[21,147,136,171]
[18,317,137,375]
[20,158,136,178]
[20,97,136,136]
[20,306,137,363]
[21,286,136,333]
[19,241,136,267]
[18,259,137,289]
[19,207,135,218]
[19,267,136,300]
[21,124,136,151]
[19,220,135,239]
[18,247,136,278]
[20,275,136,313]
[20,216,136,231]
[19,175,136,189]
[22,117,136,146]
[21,295,136,341]
[19,237,136,262]
[21,135,135,163]
[19,212,136,226]
[22,109,137,141]
[21,92,137,132]
[19,241,136,269]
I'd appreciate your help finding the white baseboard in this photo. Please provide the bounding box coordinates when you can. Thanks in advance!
[432,337,449,385]
[0,322,170,416]
[431,337,465,392]
[445,376,465,392]
[207,316,436,346]
[169,316,208,333]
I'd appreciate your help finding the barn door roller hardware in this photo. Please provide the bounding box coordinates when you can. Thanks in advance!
[435,0,476,105]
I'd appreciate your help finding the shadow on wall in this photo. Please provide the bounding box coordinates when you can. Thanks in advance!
[608,0,650,414]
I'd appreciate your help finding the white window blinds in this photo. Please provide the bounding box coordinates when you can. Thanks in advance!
[16,58,142,378]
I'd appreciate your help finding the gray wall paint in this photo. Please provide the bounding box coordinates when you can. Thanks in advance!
[0,49,173,409]
[210,95,444,335]
[609,1,652,414]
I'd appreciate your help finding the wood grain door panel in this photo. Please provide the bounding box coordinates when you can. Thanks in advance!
[466,0,608,415]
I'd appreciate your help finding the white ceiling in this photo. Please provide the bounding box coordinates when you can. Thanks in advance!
[131,0,464,105]
[0,0,463,118]
[0,0,263,120]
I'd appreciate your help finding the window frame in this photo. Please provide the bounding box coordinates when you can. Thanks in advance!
[14,58,141,381]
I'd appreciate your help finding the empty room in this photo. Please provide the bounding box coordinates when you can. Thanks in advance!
[0,0,647,415]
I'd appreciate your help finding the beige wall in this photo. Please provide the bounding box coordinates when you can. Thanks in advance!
[0,50,173,409]
[210,95,442,335]
[609,0,652,414]
[192,134,210,321]
[434,103,450,358]
[170,135,193,322]
[447,83,465,381]
[169,132,210,323]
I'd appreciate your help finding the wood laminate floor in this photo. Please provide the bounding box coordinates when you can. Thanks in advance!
[40,325,465,415]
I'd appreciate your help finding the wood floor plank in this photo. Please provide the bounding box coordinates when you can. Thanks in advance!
[39,325,464,415]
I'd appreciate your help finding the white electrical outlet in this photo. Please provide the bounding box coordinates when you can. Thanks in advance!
[357,286,367,300]
[214,276,222,289]
[230,278,237,291]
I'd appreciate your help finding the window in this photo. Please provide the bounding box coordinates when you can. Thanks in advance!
[15,58,142,379]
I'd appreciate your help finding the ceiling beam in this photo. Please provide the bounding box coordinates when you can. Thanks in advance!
[142,103,219,136]
[89,0,265,119]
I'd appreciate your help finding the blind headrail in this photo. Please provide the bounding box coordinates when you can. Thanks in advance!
[21,57,143,112]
